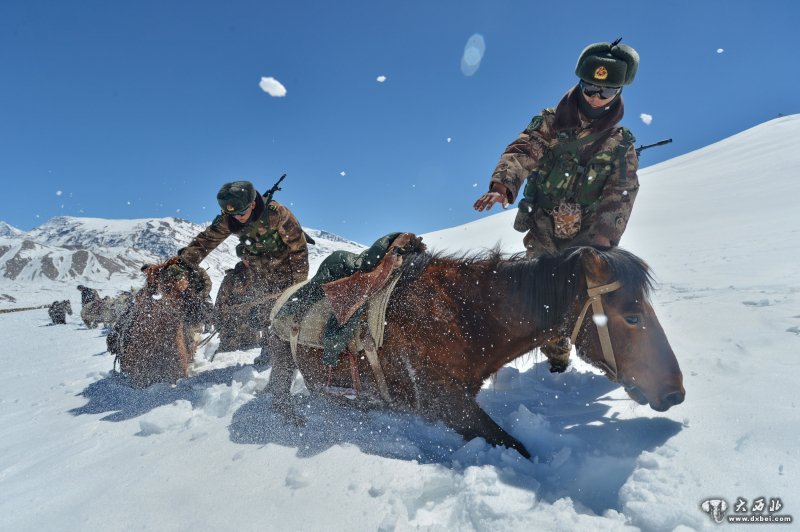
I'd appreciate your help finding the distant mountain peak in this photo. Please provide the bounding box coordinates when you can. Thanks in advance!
[0,215,365,305]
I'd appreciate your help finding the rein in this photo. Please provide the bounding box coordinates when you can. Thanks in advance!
[569,278,622,381]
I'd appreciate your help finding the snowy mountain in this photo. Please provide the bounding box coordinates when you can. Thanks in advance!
[0,216,364,306]
[1,115,799,531]
[0,221,24,238]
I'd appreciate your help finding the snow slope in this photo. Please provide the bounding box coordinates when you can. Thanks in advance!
[1,116,798,531]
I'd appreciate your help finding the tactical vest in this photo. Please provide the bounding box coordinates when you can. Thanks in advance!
[514,121,635,232]
[235,202,287,258]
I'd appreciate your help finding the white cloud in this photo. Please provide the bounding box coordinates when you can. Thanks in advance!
[376,75,386,83]
[259,76,287,97]
[717,48,725,54]
[640,113,653,125]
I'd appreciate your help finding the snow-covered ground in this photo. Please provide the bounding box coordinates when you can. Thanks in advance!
[1,116,798,531]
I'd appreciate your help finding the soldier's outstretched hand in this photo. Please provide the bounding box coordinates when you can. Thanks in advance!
[473,191,508,212]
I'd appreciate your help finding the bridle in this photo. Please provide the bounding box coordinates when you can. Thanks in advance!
[569,278,622,381]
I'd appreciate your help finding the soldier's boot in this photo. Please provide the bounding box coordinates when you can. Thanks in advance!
[541,336,572,373]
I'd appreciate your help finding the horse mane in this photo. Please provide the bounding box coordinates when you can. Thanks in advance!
[395,245,654,331]
[574,246,655,296]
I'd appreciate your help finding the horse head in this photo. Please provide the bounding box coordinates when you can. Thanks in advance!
[141,258,212,324]
[570,247,685,412]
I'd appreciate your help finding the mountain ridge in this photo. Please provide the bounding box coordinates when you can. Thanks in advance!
[0,216,365,306]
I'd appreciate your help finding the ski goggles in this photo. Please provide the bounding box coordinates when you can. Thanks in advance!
[580,80,622,99]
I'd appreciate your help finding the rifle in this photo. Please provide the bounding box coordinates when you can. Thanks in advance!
[261,173,316,245]
[263,173,287,205]
[635,138,672,156]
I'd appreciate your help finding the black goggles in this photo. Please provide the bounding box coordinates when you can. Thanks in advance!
[580,80,621,99]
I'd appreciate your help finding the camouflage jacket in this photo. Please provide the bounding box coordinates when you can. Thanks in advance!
[489,85,640,246]
[179,196,309,283]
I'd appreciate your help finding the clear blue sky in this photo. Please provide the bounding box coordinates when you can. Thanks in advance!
[2,0,797,244]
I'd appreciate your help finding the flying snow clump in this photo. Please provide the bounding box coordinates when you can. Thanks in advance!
[340,171,346,177]
[259,77,287,97]
[56,190,62,196]
[461,34,486,76]
[640,113,653,125]
[717,48,725,54]
[376,75,386,83]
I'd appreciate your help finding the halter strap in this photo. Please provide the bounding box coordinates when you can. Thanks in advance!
[569,278,622,380]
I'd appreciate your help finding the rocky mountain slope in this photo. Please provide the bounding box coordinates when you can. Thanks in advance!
[0,216,364,306]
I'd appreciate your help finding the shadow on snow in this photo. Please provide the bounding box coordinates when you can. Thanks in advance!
[69,356,682,514]
[68,364,249,422]
[228,360,683,514]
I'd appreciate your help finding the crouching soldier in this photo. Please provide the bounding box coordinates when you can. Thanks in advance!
[177,180,309,365]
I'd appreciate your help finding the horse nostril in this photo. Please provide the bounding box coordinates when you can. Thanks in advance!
[662,391,685,407]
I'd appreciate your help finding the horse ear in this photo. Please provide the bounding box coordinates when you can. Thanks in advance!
[581,247,611,284]
[141,264,152,272]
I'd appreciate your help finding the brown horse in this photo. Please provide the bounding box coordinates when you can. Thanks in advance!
[109,257,211,388]
[267,245,685,459]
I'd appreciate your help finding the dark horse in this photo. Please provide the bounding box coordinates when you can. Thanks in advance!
[268,246,685,458]
[48,300,72,324]
[108,257,211,388]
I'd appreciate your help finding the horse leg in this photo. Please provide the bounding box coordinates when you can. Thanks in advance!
[419,385,531,459]
[175,326,191,379]
[541,336,572,373]
[264,332,305,426]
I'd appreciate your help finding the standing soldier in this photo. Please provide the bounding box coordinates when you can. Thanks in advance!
[473,39,640,370]
[474,39,640,256]
[177,180,309,364]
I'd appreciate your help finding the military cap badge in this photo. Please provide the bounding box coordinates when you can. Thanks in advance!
[594,66,608,80]
[226,205,235,212]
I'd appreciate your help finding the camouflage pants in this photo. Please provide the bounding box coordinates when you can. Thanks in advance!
[215,258,297,353]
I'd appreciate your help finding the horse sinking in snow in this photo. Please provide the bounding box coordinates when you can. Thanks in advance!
[108,257,211,388]
[48,300,72,324]
[267,245,685,459]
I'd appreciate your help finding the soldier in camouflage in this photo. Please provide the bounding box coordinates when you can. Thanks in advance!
[177,180,309,363]
[474,39,641,257]
[473,40,641,371]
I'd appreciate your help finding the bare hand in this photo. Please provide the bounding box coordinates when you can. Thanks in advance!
[473,192,508,212]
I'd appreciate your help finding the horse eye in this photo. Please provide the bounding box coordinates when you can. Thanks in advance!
[624,315,640,325]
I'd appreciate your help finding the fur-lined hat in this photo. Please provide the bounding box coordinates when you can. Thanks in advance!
[575,39,639,87]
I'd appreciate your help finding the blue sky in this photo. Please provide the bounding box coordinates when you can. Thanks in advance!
[2,0,797,244]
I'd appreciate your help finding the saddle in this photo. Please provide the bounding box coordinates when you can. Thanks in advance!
[270,232,424,402]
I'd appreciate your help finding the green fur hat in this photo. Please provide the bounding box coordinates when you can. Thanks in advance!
[217,181,257,215]
[575,39,639,87]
